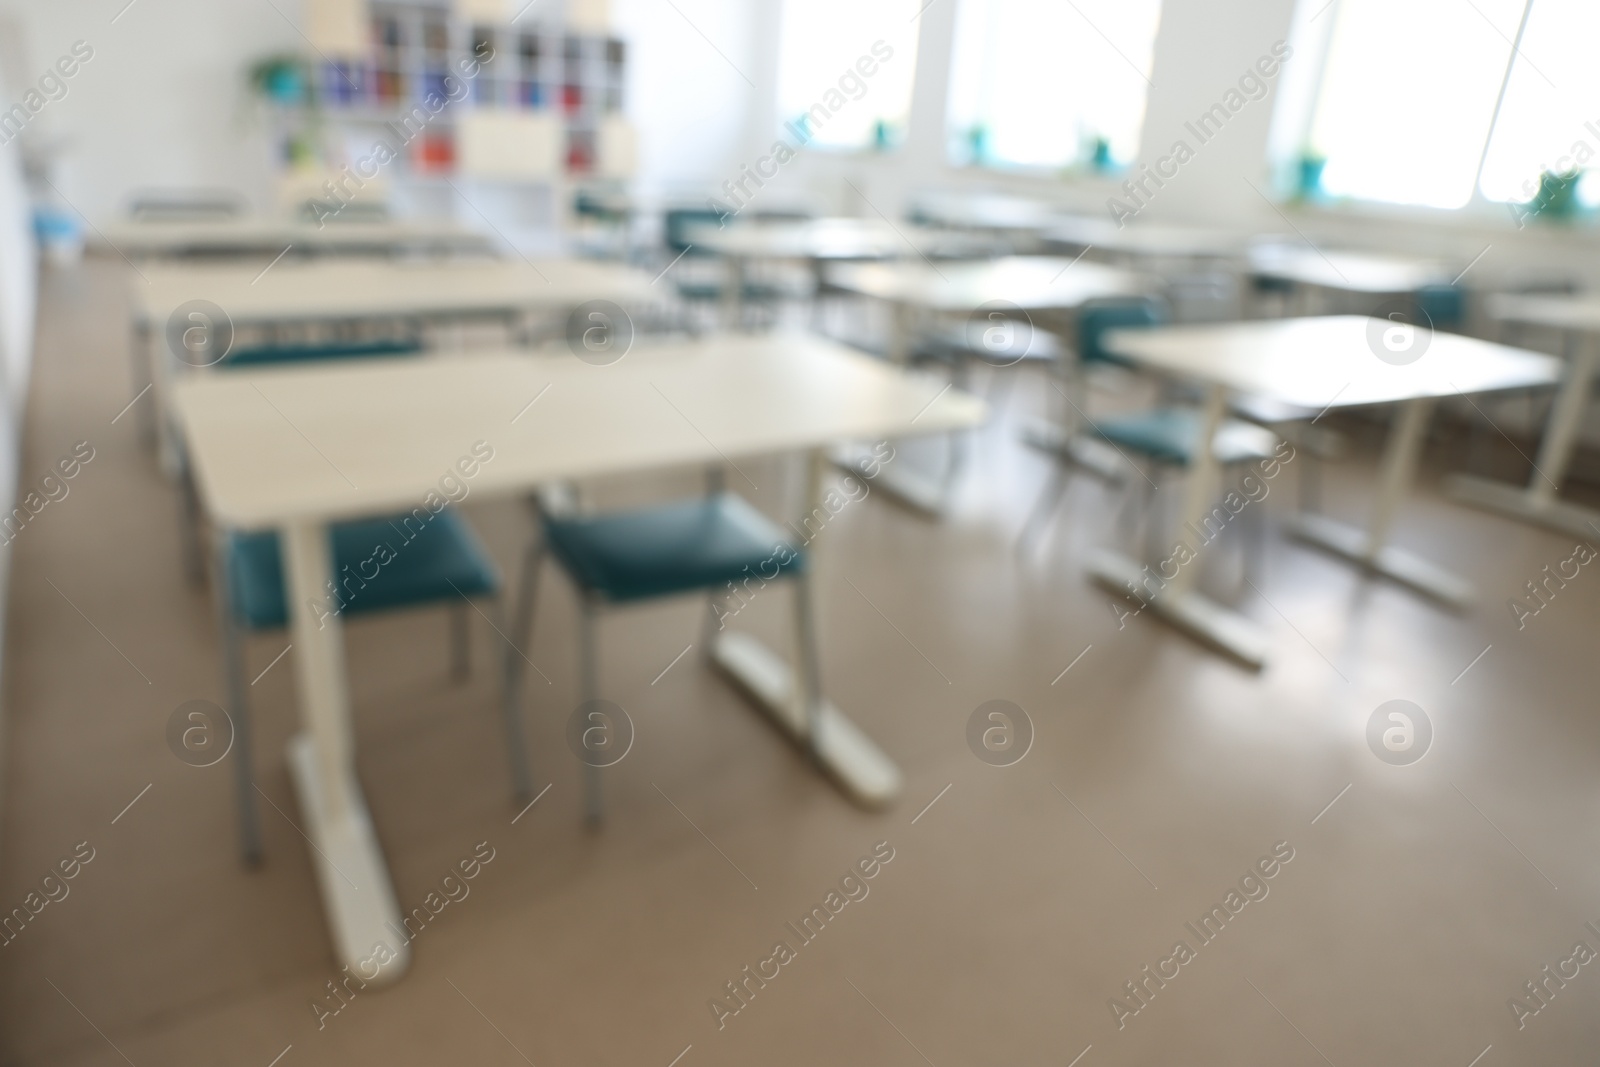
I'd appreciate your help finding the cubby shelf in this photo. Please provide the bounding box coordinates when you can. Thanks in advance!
[297,0,625,177]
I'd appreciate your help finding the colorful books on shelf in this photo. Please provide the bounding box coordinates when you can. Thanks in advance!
[286,0,628,179]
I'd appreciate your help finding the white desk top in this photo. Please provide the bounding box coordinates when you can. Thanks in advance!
[824,256,1151,312]
[103,218,495,257]
[1247,244,1449,294]
[685,217,995,261]
[1044,218,1248,259]
[173,334,987,529]
[1484,292,1600,331]
[1103,316,1561,409]
[133,258,660,326]
[908,192,1065,232]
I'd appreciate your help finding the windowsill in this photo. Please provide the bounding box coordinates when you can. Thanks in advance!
[946,159,1126,183]
[1278,193,1600,243]
[797,144,903,157]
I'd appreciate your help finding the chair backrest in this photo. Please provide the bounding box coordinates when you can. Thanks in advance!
[1078,298,1164,367]
[1414,284,1465,331]
[663,208,724,255]
[218,338,423,370]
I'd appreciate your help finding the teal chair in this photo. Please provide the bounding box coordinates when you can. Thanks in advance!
[176,339,424,582]
[200,339,530,865]
[1414,284,1465,332]
[664,208,733,303]
[507,489,815,824]
[219,337,422,367]
[1022,299,1278,551]
[215,514,522,865]
[663,207,788,322]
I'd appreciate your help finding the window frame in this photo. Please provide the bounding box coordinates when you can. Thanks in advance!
[772,0,923,155]
[942,0,1164,176]
[1269,0,1595,225]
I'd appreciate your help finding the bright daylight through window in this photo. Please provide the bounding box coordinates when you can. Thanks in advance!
[775,0,922,150]
[1278,0,1600,212]
[946,0,1163,172]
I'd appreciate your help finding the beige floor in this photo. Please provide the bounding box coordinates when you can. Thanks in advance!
[3,258,1600,1066]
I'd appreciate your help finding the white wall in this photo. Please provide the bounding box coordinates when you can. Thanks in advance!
[610,0,758,209]
[0,0,761,231]
[0,45,39,851]
[0,0,296,222]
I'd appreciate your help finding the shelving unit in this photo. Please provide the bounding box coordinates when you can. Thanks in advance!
[291,0,626,178]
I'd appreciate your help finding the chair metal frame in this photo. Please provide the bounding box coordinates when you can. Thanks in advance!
[212,524,531,865]
[506,485,824,826]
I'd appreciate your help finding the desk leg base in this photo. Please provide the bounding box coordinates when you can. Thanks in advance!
[831,444,949,518]
[1288,513,1475,610]
[710,632,902,808]
[286,732,411,985]
[1088,552,1270,669]
[1444,474,1600,540]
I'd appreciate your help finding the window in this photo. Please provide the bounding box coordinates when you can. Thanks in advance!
[775,0,922,150]
[1273,0,1600,211]
[1478,0,1600,206]
[946,0,1163,171]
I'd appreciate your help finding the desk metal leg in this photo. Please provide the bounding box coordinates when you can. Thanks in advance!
[1447,332,1600,538]
[151,327,187,480]
[720,254,744,331]
[130,321,156,445]
[710,449,902,806]
[1291,397,1474,608]
[841,301,965,518]
[281,520,411,984]
[1017,359,1126,485]
[1087,386,1272,667]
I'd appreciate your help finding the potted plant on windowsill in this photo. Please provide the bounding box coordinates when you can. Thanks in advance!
[1518,168,1584,226]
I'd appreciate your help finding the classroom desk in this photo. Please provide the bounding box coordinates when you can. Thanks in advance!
[683,217,1001,325]
[907,192,1066,235]
[823,256,1153,513]
[132,257,660,466]
[686,217,990,262]
[825,256,1152,361]
[1042,218,1249,263]
[102,217,496,259]
[172,336,983,983]
[133,257,656,329]
[1247,243,1450,307]
[1446,293,1600,537]
[1099,316,1561,666]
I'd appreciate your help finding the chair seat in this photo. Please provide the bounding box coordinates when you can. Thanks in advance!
[220,338,421,369]
[543,493,803,604]
[226,510,499,630]
[1094,408,1278,468]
